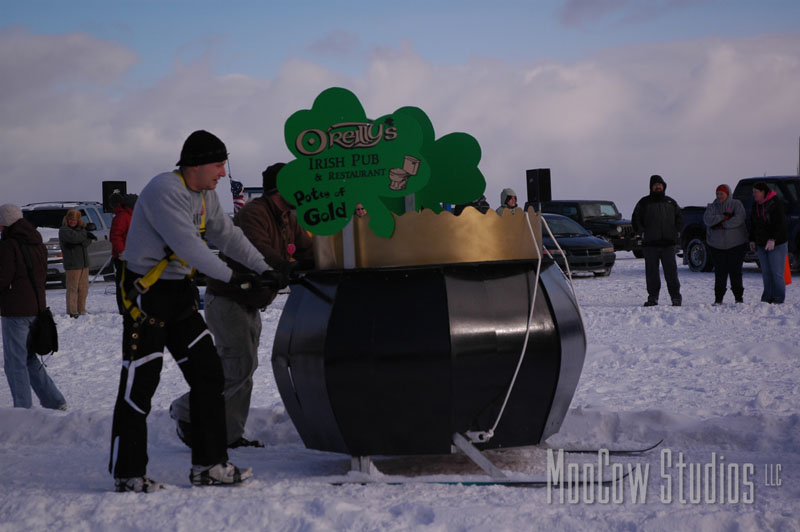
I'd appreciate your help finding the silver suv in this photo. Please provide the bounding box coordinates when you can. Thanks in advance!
[21,201,114,286]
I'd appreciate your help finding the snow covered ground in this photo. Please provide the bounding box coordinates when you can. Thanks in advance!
[1,254,798,531]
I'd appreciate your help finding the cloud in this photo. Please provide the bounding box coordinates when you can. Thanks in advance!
[307,30,360,58]
[2,27,800,220]
[558,0,712,28]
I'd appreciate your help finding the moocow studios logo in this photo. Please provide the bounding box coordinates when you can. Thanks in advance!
[546,448,783,504]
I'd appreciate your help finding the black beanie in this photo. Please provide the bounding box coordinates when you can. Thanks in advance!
[176,130,228,167]
[650,174,666,190]
[262,163,286,194]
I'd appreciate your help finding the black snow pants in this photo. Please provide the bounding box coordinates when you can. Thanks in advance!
[109,272,228,479]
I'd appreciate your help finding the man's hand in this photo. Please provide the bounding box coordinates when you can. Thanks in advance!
[261,261,295,290]
[230,271,259,291]
[765,239,775,251]
[749,241,756,252]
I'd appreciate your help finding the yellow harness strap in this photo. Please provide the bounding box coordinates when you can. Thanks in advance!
[120,171,207,322]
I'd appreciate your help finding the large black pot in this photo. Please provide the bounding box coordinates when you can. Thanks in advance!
[272,258,585,457]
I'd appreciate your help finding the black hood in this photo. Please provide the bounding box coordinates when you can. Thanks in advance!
[650,174,667,191]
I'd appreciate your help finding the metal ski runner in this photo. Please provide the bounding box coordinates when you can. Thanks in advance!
[553,438,665,456]
[330,471,630,487]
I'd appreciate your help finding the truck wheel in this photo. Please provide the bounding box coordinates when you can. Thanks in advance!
[687,238,713,272]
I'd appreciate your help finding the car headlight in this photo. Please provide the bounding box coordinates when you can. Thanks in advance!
[601,247,615,253]
[615,226,623,233]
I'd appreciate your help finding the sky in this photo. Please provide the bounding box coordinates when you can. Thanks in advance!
[2,0,800,217]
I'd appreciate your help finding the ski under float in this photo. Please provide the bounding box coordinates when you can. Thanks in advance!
[269,87,586,478]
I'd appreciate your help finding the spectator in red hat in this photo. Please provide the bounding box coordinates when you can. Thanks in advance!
[703,184,748,304]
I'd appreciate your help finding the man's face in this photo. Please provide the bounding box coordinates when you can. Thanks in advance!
[507,195,517,207]
[652,183,664,193]
[186,161,227,191]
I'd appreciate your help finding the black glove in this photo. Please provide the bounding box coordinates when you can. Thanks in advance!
[87,232,97,240]
[230,271,260,291]
[261,261,295,290]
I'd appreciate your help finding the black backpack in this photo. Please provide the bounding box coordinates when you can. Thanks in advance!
[16,242,59,356]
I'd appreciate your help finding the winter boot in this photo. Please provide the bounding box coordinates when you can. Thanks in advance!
[190,462,253,486]
[229,437,265,449]
[643,300,657,307]
[114,476,165,493]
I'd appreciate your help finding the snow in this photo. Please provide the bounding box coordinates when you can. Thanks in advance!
[1,254,798,531]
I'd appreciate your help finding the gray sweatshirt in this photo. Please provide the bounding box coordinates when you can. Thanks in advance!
[125,171,269,281]
[703,191,748,250]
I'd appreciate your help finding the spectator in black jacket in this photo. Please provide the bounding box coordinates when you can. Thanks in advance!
[632,175,683,307]
[749,182,788,304]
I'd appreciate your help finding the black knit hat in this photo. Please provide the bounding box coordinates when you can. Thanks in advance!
[176,130,228,167]
[262,162,286,194]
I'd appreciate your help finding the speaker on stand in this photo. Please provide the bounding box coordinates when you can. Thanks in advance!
[525,168,551,211]
[102,181,127,213]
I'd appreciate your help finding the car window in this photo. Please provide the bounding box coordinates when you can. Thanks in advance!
[561,206,578,217]
[579,204,601,218]
[84,207,102,228]
[780,182,799,203]
[100,211,113,228]
[545,216,589,236]
[23,209,69,228]
[599,203,619,217]
[733,183,752,205]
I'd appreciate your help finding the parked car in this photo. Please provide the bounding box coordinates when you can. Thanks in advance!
[680,176,800,272]
[21,201,114,286]
[541,213,616,277]
[537,200,642,256]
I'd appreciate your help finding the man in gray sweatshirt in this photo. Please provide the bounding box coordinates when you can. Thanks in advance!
[109,130,280,492]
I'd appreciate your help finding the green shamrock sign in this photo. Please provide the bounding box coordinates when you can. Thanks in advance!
[279,87,484,238]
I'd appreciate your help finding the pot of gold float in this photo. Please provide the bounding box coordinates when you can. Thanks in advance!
[271,207,586,457]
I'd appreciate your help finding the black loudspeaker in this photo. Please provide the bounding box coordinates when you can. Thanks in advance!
[102,181,127,213]
[526,168,552,205]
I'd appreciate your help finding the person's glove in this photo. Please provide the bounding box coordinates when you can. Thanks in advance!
[765,239,775,251]
[87,232,97,240]
[230,271,260,291]
[749,241,756,252]
[261,261,295,290]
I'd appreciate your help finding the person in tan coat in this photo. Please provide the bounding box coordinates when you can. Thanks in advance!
[58,209,95,317]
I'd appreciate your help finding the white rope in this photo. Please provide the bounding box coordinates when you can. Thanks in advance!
[466,213,583,444]
[467,211,541,443]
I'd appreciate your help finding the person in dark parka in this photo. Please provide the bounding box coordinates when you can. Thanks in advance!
[632,175,683,306]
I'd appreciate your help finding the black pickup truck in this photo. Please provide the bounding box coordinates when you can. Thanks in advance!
[538,200,643,256]
[680,176,800,271]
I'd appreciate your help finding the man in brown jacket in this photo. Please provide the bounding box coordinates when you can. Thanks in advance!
[170,163,313,448]
[0,204,67,409]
